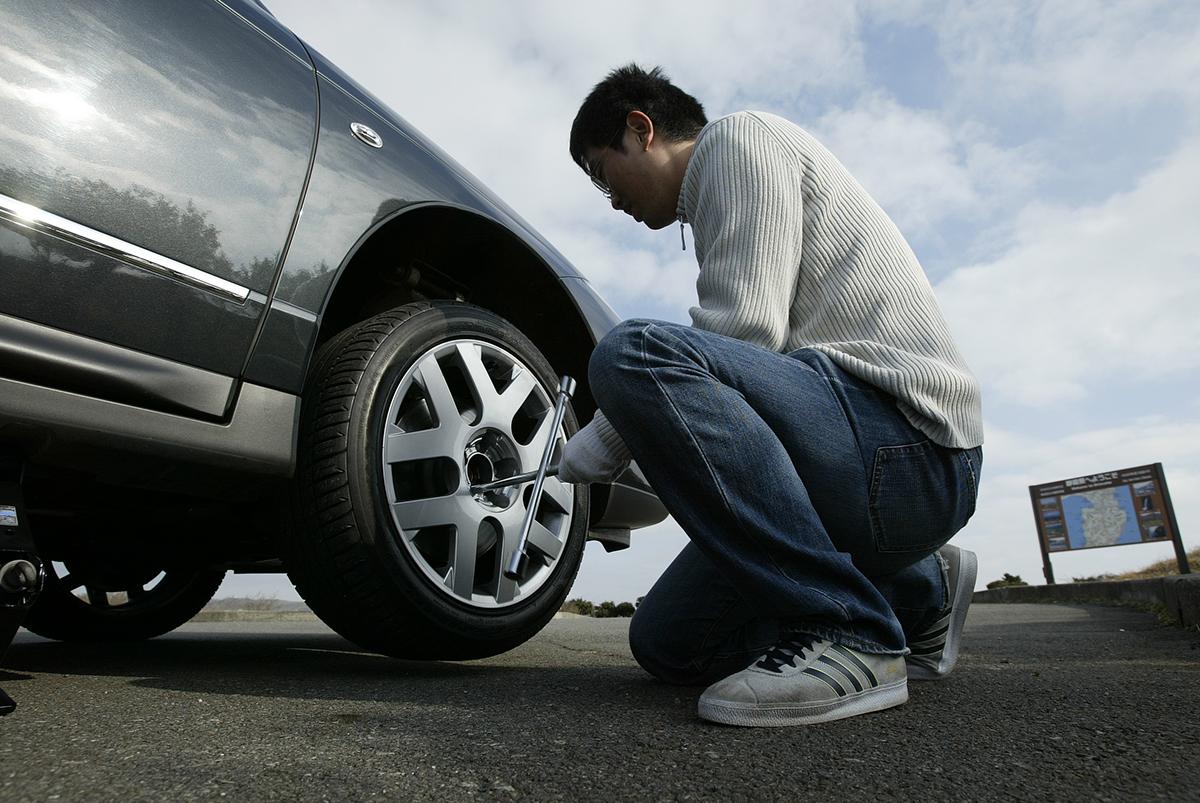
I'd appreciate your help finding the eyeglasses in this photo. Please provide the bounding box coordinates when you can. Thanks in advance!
[584,127,627,200]
[587,164,611,200]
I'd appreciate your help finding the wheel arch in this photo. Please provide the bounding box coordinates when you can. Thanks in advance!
[314,203,599,421]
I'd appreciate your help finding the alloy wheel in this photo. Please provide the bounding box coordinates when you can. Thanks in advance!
[381,338,575,609]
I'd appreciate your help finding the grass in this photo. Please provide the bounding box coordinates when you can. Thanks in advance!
[1074,547,1199,582]
[1114,547,1199,580]
[204,595,292,612]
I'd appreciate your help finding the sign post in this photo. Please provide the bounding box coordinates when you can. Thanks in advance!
[1155,463,1191,577]
[1028,463,1189,585]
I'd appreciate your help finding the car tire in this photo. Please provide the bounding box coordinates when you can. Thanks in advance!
[22,563,226,641]
[285,301,588,660]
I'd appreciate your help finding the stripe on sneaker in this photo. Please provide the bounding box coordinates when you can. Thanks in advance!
[817,654,864,692]
[803,667,848,696]
[910,633,948,650]
[912,614,952,641]
[916,624,949,641]
[909,644,945,656]
[831,645,878,686]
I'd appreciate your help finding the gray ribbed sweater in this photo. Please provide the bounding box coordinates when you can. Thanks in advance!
[580,110,983,473]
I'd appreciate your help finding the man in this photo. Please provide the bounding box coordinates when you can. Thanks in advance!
[559,64,983,727]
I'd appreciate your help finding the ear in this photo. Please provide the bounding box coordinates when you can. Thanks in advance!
[625,110,655,150]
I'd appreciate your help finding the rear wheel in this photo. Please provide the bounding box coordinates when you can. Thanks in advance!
[23,557,224,641]
[285,301,588,659]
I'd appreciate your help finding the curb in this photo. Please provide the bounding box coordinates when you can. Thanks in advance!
[973,576,1200,629]
[193,610,592,623]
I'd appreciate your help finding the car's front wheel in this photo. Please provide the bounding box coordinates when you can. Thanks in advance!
[285,301,588,659]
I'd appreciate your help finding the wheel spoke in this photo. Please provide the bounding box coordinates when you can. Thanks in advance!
[540,476,574,515]
[455,342,499,410]
[495,522,525,604]
[448,518,481,598]
[85,587,109,607]
[391,495,464,534]
[416,354,460,426]
[58,573,82,592]
[495,572,519,605]
[493,368,537,422]
[525,520,563,561]
[384,426,452,465]
[519,411,555,459]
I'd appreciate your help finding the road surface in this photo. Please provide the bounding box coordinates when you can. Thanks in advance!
[1,603,1196,800]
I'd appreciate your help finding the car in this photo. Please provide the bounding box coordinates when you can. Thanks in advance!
[0,0,666,661]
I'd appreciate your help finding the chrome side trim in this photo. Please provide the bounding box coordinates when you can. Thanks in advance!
[270,298,318,322]
[0,192,251,303]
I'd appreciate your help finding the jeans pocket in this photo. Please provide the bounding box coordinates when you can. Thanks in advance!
[869,440,977,553]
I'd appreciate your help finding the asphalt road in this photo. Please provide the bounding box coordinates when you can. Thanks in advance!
[1,603,1197,801]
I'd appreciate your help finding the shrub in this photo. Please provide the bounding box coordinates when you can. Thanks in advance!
[594,600,618,618]
[560,598,594,616]
[1072,574,1117,583]
[986,573,1028,589]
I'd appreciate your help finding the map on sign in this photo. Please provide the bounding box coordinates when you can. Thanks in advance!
[1060,487,1141,549]
[1029,464,1178,554]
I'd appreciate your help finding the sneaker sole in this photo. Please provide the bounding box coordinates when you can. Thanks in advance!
[908,547,978,681]
[697,679,909,727]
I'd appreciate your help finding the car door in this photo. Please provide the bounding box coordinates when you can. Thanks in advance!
[0,0,316,419]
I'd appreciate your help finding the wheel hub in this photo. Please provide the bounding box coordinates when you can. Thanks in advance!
[465,429,520,510]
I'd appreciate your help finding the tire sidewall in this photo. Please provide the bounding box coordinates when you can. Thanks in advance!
[342,303,587,643]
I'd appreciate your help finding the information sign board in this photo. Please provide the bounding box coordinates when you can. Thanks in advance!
[1028,463,1188,583]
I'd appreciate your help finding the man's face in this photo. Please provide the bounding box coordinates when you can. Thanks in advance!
[584,115,683,231]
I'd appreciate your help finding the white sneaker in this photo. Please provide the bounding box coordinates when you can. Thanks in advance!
[906,544,978,681]
[697,635,908,727]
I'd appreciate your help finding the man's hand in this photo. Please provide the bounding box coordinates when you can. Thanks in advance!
[557,418,631,484]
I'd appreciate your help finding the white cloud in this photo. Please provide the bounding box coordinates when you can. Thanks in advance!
[929,0,1200,115]
[545,225,697,319]
[811,93,1038,236]
[938,136,1200,407]
[268,0,867,249]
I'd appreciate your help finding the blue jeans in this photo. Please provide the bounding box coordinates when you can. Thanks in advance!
[589,319,981,685]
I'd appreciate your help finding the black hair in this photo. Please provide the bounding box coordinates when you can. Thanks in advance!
[569,63,707,171]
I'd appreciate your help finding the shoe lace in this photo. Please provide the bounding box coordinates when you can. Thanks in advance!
[755,634,817,673]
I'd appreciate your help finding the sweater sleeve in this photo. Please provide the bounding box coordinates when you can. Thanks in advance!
[687,114,804,352]
[580,409,632,464]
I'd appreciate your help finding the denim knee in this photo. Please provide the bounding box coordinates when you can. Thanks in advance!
[588,318,654,409]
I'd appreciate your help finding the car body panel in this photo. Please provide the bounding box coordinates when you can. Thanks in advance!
[267,49,585,316]
[244,47,603,396]
[0,375,297,476]
[0,213,266,378]
[0,0,317,378]
[0,313,234,419]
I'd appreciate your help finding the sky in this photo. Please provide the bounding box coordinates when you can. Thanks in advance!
[221,0,1200,603]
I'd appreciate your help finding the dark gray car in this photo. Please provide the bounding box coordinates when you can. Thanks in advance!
[0,0,664,660]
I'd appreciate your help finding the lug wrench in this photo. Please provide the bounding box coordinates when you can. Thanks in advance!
[469,465,559,494]
[471,375,574,582]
